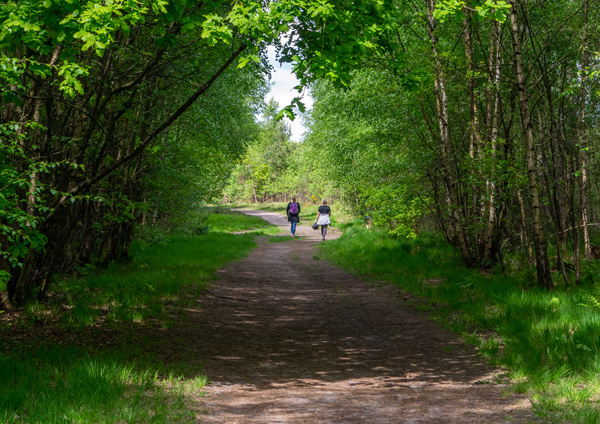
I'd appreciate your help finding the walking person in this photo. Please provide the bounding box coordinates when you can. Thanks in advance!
[314,199,331,241]
[286,196,301,237]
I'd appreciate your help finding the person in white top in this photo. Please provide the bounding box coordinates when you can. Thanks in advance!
[314,199,331,241]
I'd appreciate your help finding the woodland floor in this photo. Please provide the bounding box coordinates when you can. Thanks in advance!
[177,210,539,423]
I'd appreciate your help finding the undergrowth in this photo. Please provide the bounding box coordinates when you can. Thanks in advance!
[319,226,600,424]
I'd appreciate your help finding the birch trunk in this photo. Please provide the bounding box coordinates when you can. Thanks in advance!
[426,0,472,265]
[578,0,590,263]
[508,0,552,288]
[483,21,502,260]
[462,12,481,159]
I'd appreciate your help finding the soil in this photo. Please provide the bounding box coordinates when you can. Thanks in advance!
[169,209,539,423]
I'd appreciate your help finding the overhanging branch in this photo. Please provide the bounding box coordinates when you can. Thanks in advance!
[47,43,248,216]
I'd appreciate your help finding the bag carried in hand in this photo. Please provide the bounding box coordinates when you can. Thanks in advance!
[312,223,319,230]
[289,202,299,214]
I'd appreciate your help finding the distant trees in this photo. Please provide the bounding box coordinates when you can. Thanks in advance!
[225,99,299,203]
[304,72,429,238]
[140,66,267,228]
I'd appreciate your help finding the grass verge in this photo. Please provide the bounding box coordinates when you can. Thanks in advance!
[0,345,205,424]
[1,210,274,423]
[51,230,258,327]
[318,227,600,424]
[206,209,281,235]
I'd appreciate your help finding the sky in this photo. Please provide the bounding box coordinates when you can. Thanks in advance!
[265,45,313,142]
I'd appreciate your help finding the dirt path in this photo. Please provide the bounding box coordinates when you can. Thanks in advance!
[171,210,538,423]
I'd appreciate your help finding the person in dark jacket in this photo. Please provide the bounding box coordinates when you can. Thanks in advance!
[286,196,301,237]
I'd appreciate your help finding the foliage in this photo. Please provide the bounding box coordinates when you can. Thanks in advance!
[298,0,600,287]
[141,62,268,229]
[0,0,259,303]
[434,0,511,22]
[303,70,431,236]
[0,124,47,270]
[224,98,299,203]
[0,121,88,290]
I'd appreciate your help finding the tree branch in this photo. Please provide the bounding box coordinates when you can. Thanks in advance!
[47,43,248,215]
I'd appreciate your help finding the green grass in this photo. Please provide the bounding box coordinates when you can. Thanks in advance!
[319,226,600,423]
[33,210,279,328]
[1,210,276,423]
[50,230,259,328]
[0,346,202,424]
[206,210,280,235]
[229,201,289,213]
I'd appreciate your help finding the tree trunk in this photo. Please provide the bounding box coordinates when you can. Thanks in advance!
[517,189,534,264]
[462,11,481,159]
[508,0,552,288]
[578,0,590,263]
[0,247,12,311]
[425,0,473,266]
[483,20,502,261]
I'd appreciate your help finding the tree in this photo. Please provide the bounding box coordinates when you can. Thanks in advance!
[303,71,430,236]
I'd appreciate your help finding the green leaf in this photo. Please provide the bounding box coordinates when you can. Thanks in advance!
[0,270,8,291]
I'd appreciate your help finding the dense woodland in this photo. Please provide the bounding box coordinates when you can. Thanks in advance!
[1,0,600,308]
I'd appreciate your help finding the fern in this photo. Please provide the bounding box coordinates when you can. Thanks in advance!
[580,281,600,309]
